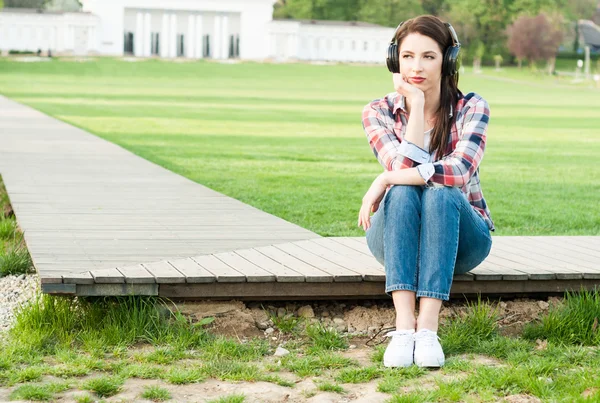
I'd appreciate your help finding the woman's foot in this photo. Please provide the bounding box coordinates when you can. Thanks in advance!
[383,329,415,367]
[413,328,445,367]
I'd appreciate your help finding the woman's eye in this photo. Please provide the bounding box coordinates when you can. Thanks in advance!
[402,55,411,58]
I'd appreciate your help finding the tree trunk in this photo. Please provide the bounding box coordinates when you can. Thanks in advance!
[546,57,556,75]
[517,58,522,69]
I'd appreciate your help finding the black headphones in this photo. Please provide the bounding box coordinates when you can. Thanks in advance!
[386,21,461,76]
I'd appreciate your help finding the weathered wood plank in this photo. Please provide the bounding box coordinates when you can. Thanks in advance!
[234,248,305,282]
[116,264,156,284]
[142,261,186,284]
[517,237,600,269]
[309,238,384,269]
[191,255,246,282]
[334,237,373,256]
[41,283,76,295]
[292,239,385,282]
[76,283,158,296]
[212,251,276,282]
[252,245,332,282]
[62,271,95,284]
[168,258,216,283]
[90,268,125,284]
[273,243,362,282]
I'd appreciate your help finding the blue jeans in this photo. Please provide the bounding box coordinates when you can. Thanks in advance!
[365,185,493,301]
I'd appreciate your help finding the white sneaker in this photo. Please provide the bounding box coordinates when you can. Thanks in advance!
[383,329,415,368]
[413,329,445,368]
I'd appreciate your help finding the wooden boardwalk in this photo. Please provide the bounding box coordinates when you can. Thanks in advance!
[1,95,599,299]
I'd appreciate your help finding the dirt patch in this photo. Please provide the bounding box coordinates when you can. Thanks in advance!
[503,394,543,403]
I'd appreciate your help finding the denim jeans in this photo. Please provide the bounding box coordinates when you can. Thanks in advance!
[365,185,493,301]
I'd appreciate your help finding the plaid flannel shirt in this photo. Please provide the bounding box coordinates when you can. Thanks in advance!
[362,91,495,232]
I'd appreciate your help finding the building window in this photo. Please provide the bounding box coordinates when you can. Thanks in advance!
[123,31,134,54]
[151,32,160,55]
[177,34,185,57]
[364,41,368,51]
[203,34,211,57]
[229,34,240,58]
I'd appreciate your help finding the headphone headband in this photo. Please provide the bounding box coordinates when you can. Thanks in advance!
[386,20,461,76]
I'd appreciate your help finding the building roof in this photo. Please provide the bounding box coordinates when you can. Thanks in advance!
[273,18,389,29]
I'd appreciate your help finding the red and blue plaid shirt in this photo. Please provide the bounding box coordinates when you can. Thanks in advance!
[362,91,495,232]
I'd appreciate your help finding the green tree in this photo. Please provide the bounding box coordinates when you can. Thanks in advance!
[357,0,424,27]
[5,0,50,7]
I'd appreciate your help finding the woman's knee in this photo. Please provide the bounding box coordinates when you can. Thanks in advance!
[385,185,421,207]
[422,186,462,209]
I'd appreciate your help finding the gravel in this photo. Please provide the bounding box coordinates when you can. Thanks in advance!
[0,273,39,333]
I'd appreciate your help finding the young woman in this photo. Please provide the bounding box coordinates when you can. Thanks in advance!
[358,15,495,368]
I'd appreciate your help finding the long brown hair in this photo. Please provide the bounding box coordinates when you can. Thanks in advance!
[395,15,461,161]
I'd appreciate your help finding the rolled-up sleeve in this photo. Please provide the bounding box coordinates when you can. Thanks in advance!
[398,140,431,164]
[421,96,490,188]
[362,101,423,171]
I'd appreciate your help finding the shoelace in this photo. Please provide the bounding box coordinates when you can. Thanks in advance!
[414,330,441,347]
[385,330,414,347]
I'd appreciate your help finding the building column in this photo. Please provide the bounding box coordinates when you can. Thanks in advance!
[213,15,221,59]
[186,15,195,58]
[135,12,143,56]
[221,15,229,58]
[160,13,169,58]
[169,13,177,57]
[195,15,203,58]
[143,12,151,57]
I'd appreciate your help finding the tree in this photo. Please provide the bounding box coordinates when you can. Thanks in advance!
[5,0,50,7]
[356,0,424,27]
[507,13,563,71]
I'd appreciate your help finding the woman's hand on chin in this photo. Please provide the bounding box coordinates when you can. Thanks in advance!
[392,73,424,103]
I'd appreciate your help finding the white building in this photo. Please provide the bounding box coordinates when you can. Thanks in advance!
[0,8,99,55]
[0,1,393,64]
[269,19,393,63]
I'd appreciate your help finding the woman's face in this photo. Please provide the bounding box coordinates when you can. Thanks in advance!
[398,33,444,93]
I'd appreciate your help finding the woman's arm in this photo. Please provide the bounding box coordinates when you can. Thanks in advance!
[416,95,490,188]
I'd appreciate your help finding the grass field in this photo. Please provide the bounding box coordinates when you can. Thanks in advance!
[0,57,598,236]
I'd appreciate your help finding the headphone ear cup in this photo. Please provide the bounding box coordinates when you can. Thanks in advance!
[443,45,460,76]
[386,43,399,73]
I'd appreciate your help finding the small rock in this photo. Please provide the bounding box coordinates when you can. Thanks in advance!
[17,274,25,281]
[349,344,357,349]
[285,303,297,313]
[265,327,275,335]
[321,311,330,317]
[333,318,345,325]
[271,336,278,341]
[256,322,269,330]
[274,346,290,357]
[277,307,286,318]
[297,305,315,318]
[537,301,549,310]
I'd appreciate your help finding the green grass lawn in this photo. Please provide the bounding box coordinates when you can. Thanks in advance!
[0,57,598,236]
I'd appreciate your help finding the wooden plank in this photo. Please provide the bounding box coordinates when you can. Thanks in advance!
[234,248,305,282]
[168,258,216,283]
[310,238,384,269]
[484,255,555,280]
[159,281,385,299]
[451,279,600,295]
[62,271,94,284]
[90,268,125,284]
[41,283,76,295]
[253,245,332,282]
[191,255,246,282]
[76,283,158,296]
[489,242,584,280]
[557,236,600,251]
[537,237,600,259]
[333,237,373,256]
[496,237,600,278]
[116,264,156,284]
[273,243,363,282]
[142,261,186,284]
[515,237,600,270]
[212,251,276,282]
[293,239,385,282]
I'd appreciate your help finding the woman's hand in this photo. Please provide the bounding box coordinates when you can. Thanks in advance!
[392,73,424,103]
[358,173,388,231]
